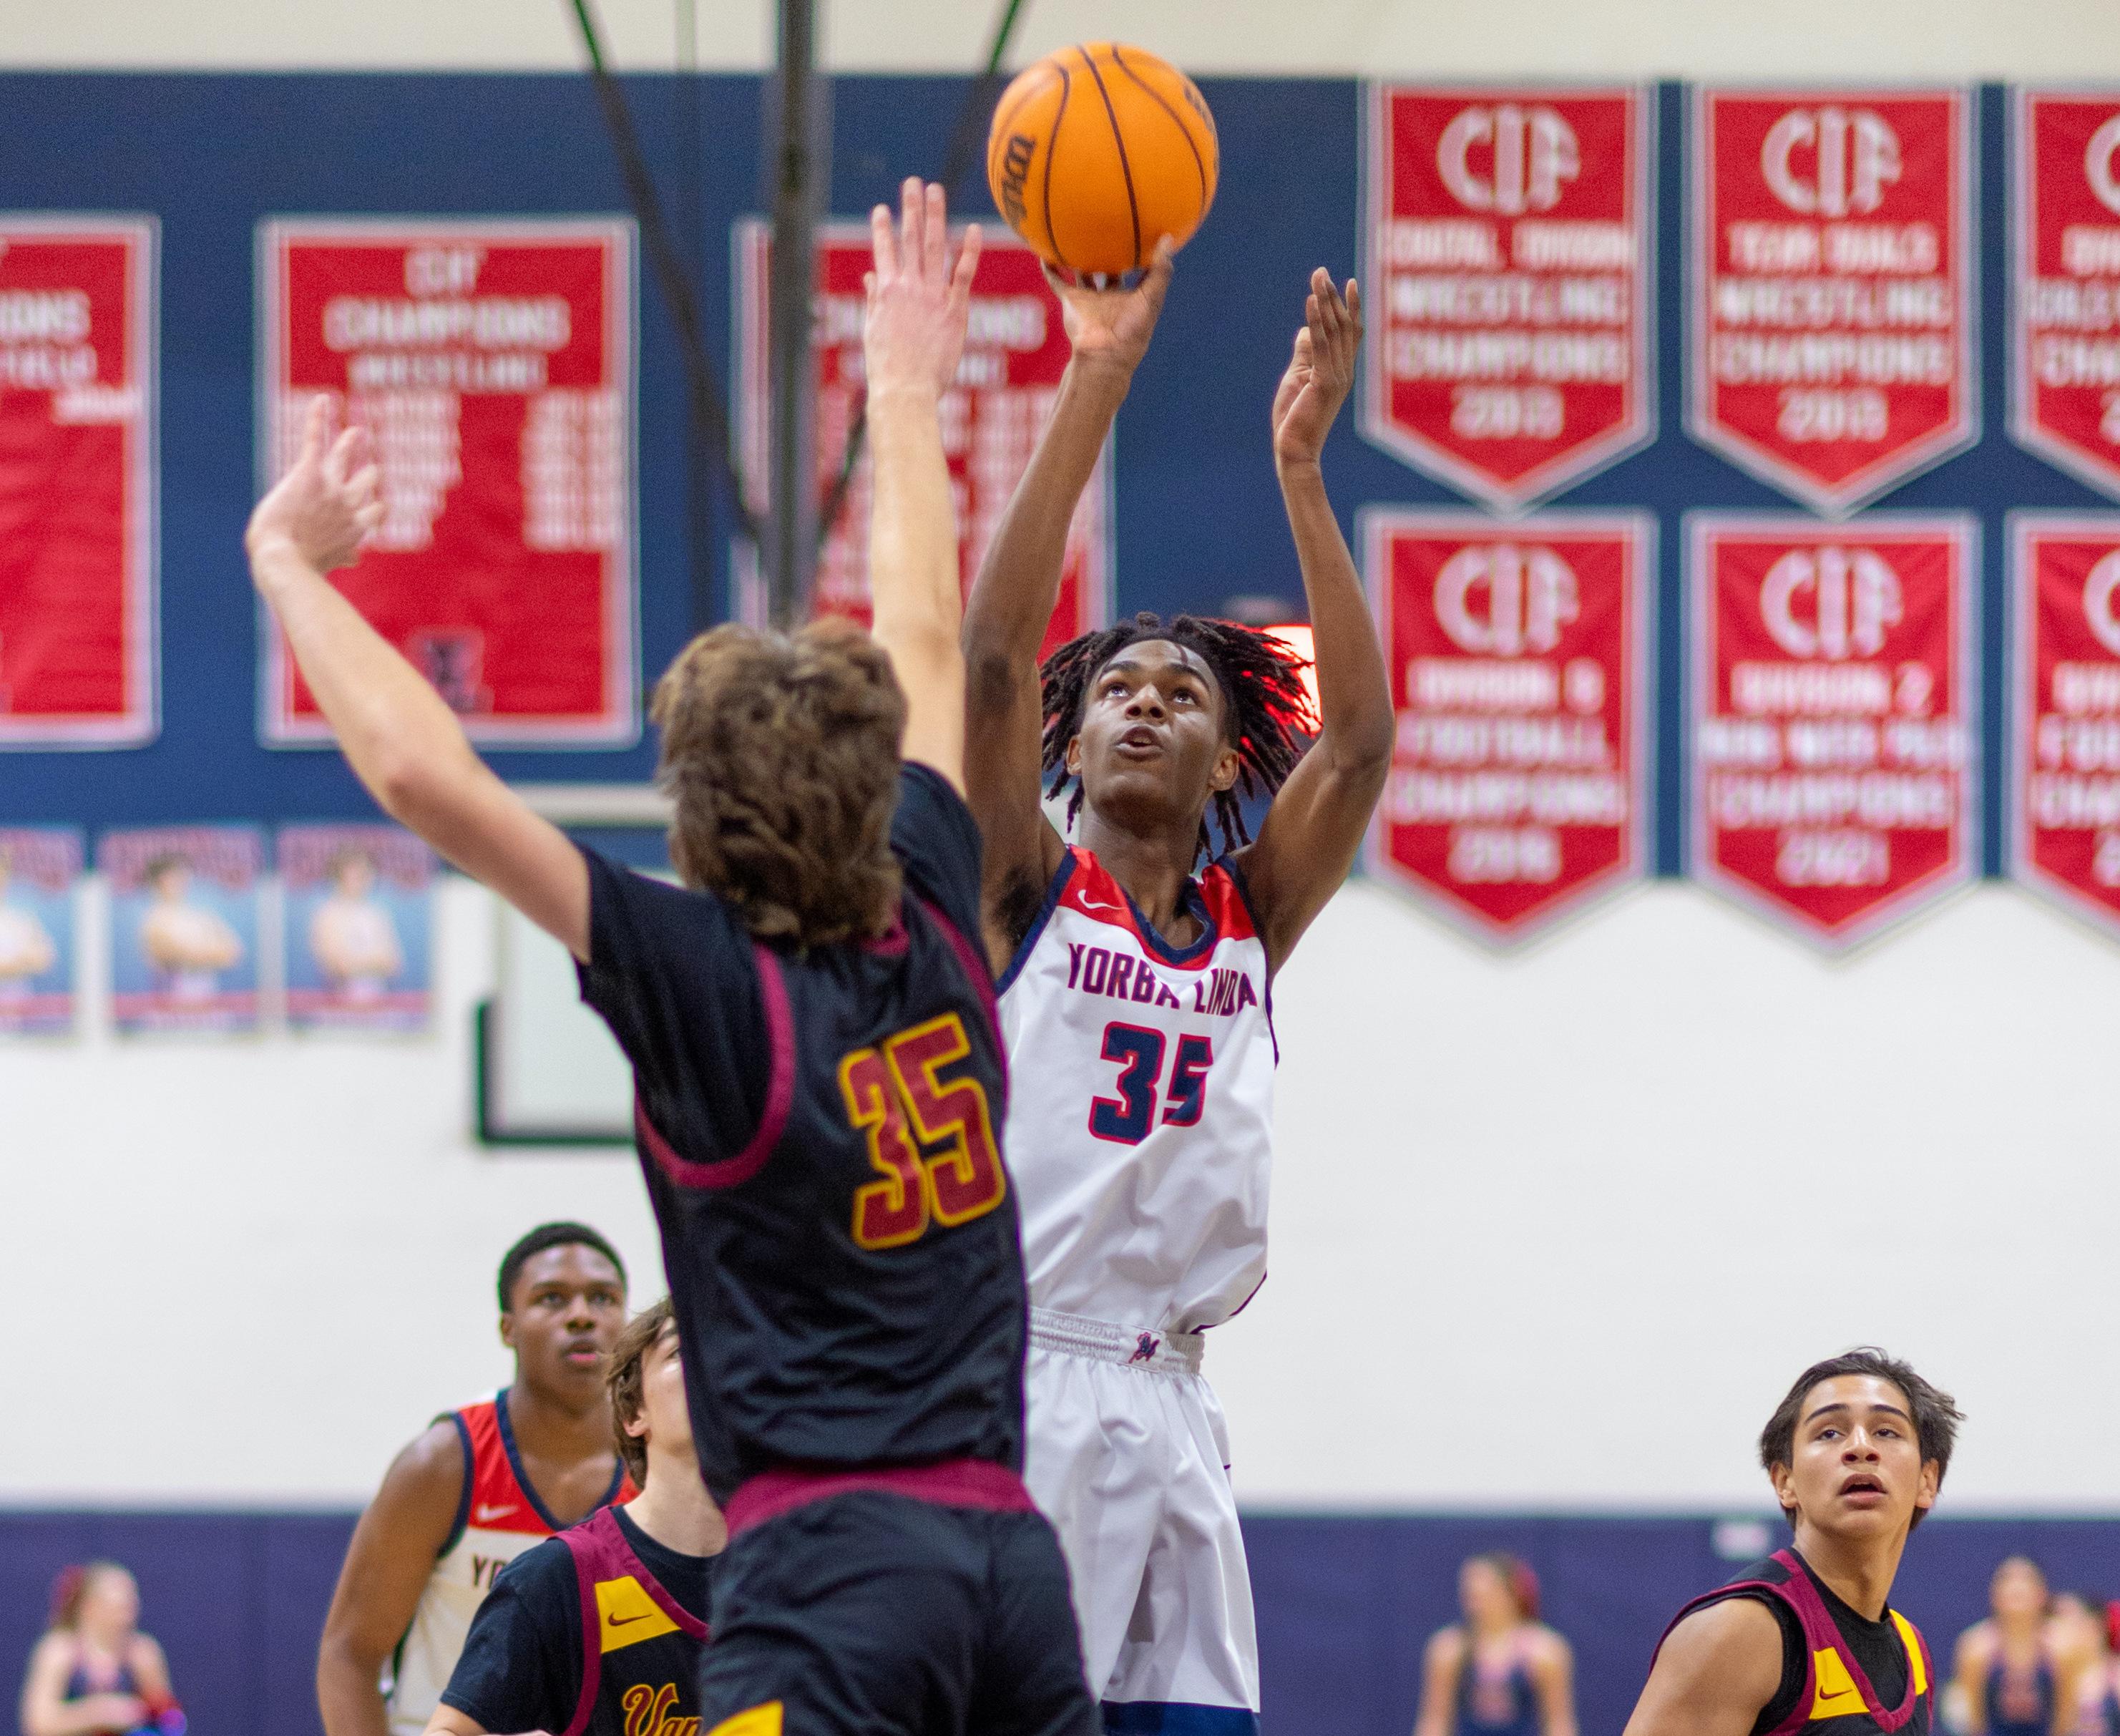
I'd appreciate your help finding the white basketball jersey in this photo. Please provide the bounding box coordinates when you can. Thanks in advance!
[1000,847,1276,1335]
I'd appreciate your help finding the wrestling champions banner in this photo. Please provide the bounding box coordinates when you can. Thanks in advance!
[0,216,156,746]
[1691,89,1975,515]
[2009,516,2120,940]
[733,222,1110,655]
[2011,92,2120,500]
[1362,86,1654,508]
[1365,511,1651,943]
[258,218,638,746]
[1688,515,1978,949]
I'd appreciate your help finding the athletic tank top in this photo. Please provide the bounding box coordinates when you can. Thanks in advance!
[384,1390,632,1736]
[553,1506,709,1736]
[999,847,1275,1335]
[1454,1628,1539,1735]
[61,1644,140,1735]
[1656,1549,1934,1736]
[1983,1647,2053,1736]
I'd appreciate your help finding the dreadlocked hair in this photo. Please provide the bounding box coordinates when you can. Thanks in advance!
[1040,613,1317,862]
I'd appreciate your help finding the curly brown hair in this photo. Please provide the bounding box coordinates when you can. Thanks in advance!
[651,620,907,947]
[606,1295,677,1488]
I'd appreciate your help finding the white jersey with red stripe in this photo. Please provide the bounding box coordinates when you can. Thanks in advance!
[998,845,1276,1336]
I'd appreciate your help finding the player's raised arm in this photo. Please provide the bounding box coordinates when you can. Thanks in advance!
[245,401,591,961]
[1621,1597,1787,1736]
[1234,270,1394,973]
[959,243,1172,960]
[862,178,980,793]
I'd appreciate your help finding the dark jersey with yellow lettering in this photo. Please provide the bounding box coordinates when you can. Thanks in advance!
[441,1503,709,1736]
[1656,1548,1934,1736]
[577,764,1027,1506]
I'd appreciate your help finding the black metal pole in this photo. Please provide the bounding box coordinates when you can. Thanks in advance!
[766,0,823,628]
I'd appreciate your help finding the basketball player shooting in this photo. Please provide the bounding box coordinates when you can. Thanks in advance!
[1624,1348,1962,1736]
[961,250,1393,1730]
[248,178,1098,1736]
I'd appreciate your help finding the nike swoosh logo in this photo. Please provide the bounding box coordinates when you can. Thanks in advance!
[474,1503,519,1523]
[1078,897,1122,912]
[607,1611,653,1627]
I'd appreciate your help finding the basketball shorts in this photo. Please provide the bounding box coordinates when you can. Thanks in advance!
[1023,1309,1261,1734]
[698,1478,1098,1736]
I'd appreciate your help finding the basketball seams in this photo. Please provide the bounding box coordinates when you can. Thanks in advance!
[1043,62,1075,273]
[1075,46,1143,272]
[1107,44,1209,205]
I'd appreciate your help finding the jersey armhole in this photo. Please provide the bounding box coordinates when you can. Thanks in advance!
[633,941,793,1191]
[436,1410,474,1559]
[557,1529,604,1736]
[995,849,1077,995]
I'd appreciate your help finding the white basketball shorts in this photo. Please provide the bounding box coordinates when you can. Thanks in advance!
[1022,1308,1261,1727]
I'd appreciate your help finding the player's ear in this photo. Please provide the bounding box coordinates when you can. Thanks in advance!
[1064,733,1085,777]
[1767,1461,1798,1523]
[1208,743,1241,795]
[1914,1458,1940,1512]
[497,1312,517,1351]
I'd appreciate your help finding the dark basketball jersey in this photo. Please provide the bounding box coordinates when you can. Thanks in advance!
[1656,1549,1934,1736]
[441,1503,710,1736]
[1452,1628,1540,1735]
[1982,1649,2054,1736]
[577,764,1027,1506]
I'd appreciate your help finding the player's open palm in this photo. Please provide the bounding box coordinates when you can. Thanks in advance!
[245,394,384,573]
[864,177,981,399]
[1271,268,1363,469]
[1047,236,1173,379]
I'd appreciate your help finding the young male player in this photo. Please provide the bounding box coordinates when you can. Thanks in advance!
[249,179,1095,1736]
[1624,1347,1963,1736]
[317,1224,635,1736]
[961,245,1392,1729]
[426,1297,723,1736]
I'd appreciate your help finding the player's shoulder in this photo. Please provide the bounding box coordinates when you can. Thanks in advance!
[1661,1588,1788,1669]
[1425,1622,1470,1664]
[489,1530,580,1603]
[1524,1622,1572,1664]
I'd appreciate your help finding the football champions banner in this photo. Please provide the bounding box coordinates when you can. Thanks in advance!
[2011,92,2120,500]
[1365,511,1651,942]
[734,222,1110,657]
[0,215,156,746]
[258,219,638,745]
[1689,515,1978,949]
[2010,516,2120,938]
[1362,86,1653,509]
[1691,90,1975,515]
[278,824,436,1031]
[0,829,82,1036]
[99,825,264,1033]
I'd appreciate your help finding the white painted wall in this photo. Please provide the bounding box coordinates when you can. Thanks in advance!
[6,0,2119,80]
[5,869,2117,1507]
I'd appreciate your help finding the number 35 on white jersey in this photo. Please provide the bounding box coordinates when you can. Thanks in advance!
[998,847,1276,1336]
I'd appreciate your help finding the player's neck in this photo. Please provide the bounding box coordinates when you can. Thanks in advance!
[625,1447,727,1558]
[1077,811,1203,941]
[1996,1611,2044,1646]
[507,1377,615,1461]
[1792,1524,1905,1622]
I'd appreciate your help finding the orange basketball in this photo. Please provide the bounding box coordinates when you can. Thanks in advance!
[985,42,1218,278]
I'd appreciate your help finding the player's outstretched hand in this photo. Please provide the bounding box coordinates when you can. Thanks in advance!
[864,177,981,401]
[245,395,385,575]
[1271,268,1363,471]
[1047,235,1173,383]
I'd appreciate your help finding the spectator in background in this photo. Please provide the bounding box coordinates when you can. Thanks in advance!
[1952,1555,2091,1735]
[2049,1591,2119,1736]
[17,1562,182,1736]
[1412,1551,1578,1736]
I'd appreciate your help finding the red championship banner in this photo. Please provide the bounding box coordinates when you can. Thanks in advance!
[1691,90,1975,515]
[733,222,1109,655]
[1364,510,1651,943]
[1362,87,1653,508]
[2011,92,2120,499]
[1689,515,1977,949]
[258,219,638,745]
[2009,515,2120,937]
[0,215,155,746]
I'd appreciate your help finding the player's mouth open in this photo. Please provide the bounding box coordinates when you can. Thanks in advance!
[1115,726,1162,757]
[1839,1473,1887,1504]
[563,1341,602,1366]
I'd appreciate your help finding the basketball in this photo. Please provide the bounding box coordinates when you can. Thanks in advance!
[985,42,1218,278]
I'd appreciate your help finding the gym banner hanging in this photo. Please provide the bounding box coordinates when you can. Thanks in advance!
[0,216,157,746]
[1688,515,1978,949]
[258,218,639,746]
[1364,510,1651,943]
[1690,89,1976,515]
[1361,86,1655,509]
[733,221,1110,657]
[2011,92,2120,500]
[2009,515,2120,940]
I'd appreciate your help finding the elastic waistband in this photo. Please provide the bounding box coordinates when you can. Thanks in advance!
[724,1457,1035,1538]
[1028,1307,1205,1375]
